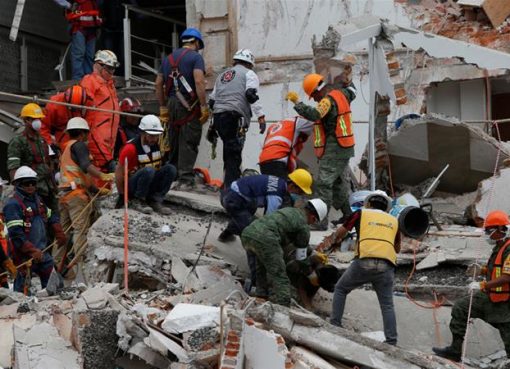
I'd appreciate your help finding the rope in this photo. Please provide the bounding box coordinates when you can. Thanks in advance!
[460,120,502,368]
[123,157,129,293]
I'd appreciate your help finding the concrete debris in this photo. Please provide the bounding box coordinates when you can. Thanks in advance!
[127,341,172,369]
[13,322,81,369]
[243,322,289,369]
[144,327,190,362]
[290,346,338,369]
[162,303,220,334]
[474,168,510,222]
[387,114,509,194]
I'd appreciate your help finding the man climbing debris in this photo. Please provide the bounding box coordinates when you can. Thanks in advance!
[240,198,327,306]
[433,210,510,362]
[3,167,67,294]
[115,115,177,215]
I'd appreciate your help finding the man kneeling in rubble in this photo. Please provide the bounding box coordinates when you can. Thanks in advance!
[116,115,176,215]
[323,191,400,346]
[433,210,510,362]
[240,198,327,306]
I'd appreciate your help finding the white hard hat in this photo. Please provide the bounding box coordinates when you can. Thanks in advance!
[364,190,393,212]
[233,49,255,66]
[94,50,120,68]
[66,117,90,131]
[307,198,328,222]
[139,114,163,135]
[14,166,37,182]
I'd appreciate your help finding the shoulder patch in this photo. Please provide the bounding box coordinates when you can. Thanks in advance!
[316,98,332,118]
[503,255,510,274]
[220,70,236,84]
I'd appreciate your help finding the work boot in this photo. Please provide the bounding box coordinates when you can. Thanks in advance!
[218,229,236,243]
[149,201,172,215]
[129,199,153,214]
[432,346,462,362]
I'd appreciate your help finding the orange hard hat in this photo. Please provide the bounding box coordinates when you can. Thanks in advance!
[485,210,510,228]
[65,85,87,107]
[303,73,325,98]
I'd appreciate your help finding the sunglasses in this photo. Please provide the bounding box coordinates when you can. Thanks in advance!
[99,64,116,73]
[19,180,37,187]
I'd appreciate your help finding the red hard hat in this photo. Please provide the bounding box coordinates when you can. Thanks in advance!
[485,210,510,228]
[120,97,142,113]
[64,85,88,107]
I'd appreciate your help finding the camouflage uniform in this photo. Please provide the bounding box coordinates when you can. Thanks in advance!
[7,131,58,212]
[294,88,354,217]
[449,243,510,356]
[241,207,310,306]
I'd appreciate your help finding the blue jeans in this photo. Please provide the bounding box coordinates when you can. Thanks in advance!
[331,258,397,344]
[71,30,96,80]
[128,164,177,203]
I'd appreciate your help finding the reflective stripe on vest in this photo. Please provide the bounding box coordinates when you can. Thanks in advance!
[489,239,510,303]
[328,90,354,148]
[131,137,162,171]
[259,120,296,164]
[357,209,398,265]
[11,193,48,235]
[59,140,92,190]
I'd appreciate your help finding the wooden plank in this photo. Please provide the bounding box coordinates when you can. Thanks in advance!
[482,0,510,27]
[9,0,25,42]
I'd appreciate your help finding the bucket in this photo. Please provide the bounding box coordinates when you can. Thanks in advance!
[390,205,429,239]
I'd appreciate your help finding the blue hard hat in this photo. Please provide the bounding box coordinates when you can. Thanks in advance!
[180,28,204,50]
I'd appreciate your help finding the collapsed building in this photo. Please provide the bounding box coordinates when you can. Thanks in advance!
[3,0,510,368]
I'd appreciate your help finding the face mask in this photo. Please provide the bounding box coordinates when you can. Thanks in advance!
[31,119,42,131]
[485,235,498,245]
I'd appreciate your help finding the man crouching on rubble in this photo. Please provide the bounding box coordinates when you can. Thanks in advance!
[323,190,400,346]
[433,210,510,362]
[240,198,327,306]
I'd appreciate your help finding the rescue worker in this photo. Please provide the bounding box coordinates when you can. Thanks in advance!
[207,49,266,188]
[258,116,313,179]
[219,168,314,242]
[114,97,143,159]
[57,117,114,277]
[326,191,400,346]
[80,50,121,178]
[40,85,91,151]
[52,0,102,80]
[3,167,67,294]
[155,28,209,191]
[286,73,357,230]
[8,103,58,213]
[116,115,177,215]
[0,176,16,288]
[433,210,510,361]
[240,198,328,306]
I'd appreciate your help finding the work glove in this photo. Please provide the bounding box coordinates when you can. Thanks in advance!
[159,106,170,124]
[466,263,488,277]
[2,258,17,278]
[199,106,210,125]
[313,251,328,265]
[206,125,218,145]
[21,241,43,262]
[52,223,68,248]
[99,172,115,182]
[98,188,112,196]
[285,91,300,104]
[258,116,266,134]
[468,281,487,291]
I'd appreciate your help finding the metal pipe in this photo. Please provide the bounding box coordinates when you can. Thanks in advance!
[123,7,132,88]
[368,37,376,191]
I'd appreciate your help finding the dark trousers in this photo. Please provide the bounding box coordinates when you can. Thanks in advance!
[213,112,244,188]
[14,259,53,293]
[128,164,177,203]
[259,160,289,179]
[221,190,257,235]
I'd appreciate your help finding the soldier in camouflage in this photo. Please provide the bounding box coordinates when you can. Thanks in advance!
[7,103,58,213]
[240,198,327,306]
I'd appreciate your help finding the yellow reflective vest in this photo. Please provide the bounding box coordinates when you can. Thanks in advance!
[356,209,399,265]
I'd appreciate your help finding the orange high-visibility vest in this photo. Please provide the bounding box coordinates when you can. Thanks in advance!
[59,140,92,201]
[313,90,354,159]
[259,119,295,163]
[488,239,510,303]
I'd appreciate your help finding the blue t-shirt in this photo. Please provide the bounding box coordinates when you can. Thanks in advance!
[159,48,205,97]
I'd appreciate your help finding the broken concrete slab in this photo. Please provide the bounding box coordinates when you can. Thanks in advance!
[195,265,235,288]
[13,322,81,369]
[0,312,37,368]
[243,323,288,369]
[387,115,510,194]
[162,303,220,334]
[474,168,510,221]
[312,289,505,359]
[167,190,225,214]
[171,257,200,292]
[80,287,109,310]
[128,341,172,369]
[416,250,447,270]
[145,326,190,362]
[290,346,338,369]
[169,279,247,306]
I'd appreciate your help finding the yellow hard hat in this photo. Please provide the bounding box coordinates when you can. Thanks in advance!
[20,103,45,119]
[288,168,313,195]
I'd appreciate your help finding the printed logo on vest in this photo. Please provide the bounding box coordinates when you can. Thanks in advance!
[220,70,236,84]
